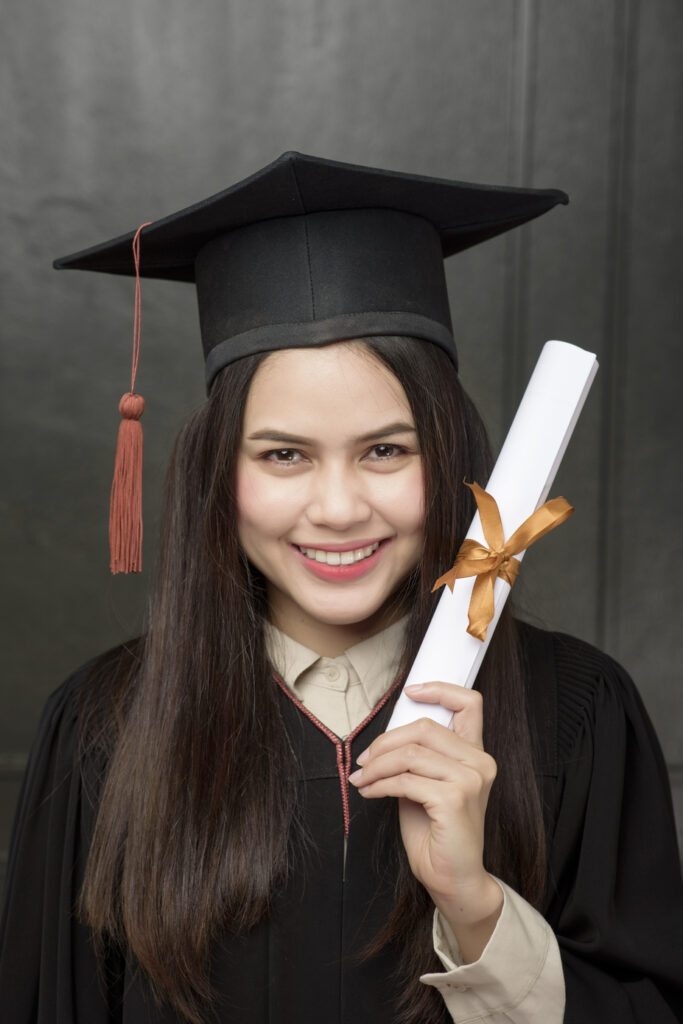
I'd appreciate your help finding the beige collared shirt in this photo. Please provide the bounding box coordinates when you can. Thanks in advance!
[264,616,407,738]
[265,619,565,1023]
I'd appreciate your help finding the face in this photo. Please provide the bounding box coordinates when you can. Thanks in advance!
[236,342,425,653]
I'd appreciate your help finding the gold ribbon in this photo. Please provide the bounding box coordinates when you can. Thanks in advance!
[432,482,574,642]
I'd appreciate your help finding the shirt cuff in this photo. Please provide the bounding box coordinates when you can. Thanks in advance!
[420,877,565,1023]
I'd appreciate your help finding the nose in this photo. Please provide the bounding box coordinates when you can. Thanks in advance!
[305,461,372,531]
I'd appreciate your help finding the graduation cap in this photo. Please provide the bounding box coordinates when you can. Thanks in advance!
[55,150,568,386]
[54,151,568,573]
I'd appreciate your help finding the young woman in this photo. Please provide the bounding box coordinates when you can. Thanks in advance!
[1,153,681,1024]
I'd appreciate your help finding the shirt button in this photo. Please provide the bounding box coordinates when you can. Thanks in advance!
[317,661,349,690]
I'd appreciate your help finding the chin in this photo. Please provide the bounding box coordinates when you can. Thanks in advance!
[298,589,404,630]
[309,607,381,628]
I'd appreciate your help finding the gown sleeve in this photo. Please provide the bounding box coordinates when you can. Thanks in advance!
[545,632,683,1023]
[0,668,121,1023]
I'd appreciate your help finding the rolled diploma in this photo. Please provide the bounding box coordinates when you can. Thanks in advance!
[386,340,598,732]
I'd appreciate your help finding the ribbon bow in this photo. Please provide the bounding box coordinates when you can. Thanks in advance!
[432,482,574,642]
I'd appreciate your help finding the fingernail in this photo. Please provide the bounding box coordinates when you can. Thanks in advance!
[348,769,363,784]
[404,683,424,693]
[356,747,370,765]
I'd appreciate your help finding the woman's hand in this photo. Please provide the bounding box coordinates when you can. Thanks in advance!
[348,681,503,961]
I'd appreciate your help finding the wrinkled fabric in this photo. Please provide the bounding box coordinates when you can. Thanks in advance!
[0,626,681,1022]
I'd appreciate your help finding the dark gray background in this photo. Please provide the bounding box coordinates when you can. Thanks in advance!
[2,0,682,884]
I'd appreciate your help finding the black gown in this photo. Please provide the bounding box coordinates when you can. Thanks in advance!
[1,625,682,1023]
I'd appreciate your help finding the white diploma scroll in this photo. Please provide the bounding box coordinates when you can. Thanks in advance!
[386,340,598,732]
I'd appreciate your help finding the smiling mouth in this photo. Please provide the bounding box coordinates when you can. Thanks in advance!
[296,542,381,566]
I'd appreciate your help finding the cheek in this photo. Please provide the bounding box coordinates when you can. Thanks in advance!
[235,462,301,540]
[378,466,425,535]
[234,463,275,546]
[234,463,258,530]
[410,468,427,527]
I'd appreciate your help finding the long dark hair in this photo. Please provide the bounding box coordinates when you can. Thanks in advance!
[79,337,546,1024]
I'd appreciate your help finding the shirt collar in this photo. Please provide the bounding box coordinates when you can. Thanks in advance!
[264,615,409,708]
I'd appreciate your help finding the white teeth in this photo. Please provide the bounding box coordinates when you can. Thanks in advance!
[298,542,380,566]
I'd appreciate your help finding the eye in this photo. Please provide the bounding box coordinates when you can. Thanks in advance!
[261,448,305,465]
[367,443,407,460]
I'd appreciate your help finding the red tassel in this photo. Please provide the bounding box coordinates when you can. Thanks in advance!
[108,221,151,574]
[109,392,145,573]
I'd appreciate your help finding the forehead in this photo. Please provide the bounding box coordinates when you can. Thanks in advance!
[242,342,414,429]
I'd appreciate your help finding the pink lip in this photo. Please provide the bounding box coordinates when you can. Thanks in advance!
[291,539,391,581]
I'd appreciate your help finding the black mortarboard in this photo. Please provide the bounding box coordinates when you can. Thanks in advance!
[54,151,568,391]
[54,151,568,574]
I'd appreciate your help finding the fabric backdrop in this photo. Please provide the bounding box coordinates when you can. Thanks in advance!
[1,0,681,882]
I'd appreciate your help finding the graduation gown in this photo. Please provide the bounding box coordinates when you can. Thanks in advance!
[1,625,681,1023]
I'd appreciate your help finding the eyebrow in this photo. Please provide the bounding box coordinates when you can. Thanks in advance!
[246,421,417,445]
